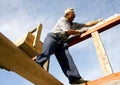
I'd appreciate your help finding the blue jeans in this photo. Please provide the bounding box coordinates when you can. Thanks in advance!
[35,33,81,82]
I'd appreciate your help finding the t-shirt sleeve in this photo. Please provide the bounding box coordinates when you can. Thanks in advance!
[72,22,86,30]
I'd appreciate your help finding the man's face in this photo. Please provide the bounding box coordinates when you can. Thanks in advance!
[68,11,75,22]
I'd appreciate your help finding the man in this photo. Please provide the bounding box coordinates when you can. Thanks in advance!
[35,8,103,84]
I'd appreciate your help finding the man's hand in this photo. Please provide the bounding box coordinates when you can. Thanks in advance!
[85,18,104,27]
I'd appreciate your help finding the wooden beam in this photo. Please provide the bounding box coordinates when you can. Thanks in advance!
[0,33,63,85]
[68,14,120,46]
[91,31,113,76]
[33,23,42,49]
[76,72,120,85]
[15,32,43,58]
[15,23,50,71]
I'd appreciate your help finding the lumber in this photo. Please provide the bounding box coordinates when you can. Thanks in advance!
[14,32,43,58]
[68,14,120,46]
[78,72,120,85]
[0,33,63,85]
[91,31,113,76]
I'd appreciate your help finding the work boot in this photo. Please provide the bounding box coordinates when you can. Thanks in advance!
[70,78,88,84]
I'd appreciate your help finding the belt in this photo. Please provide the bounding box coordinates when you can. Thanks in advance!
[54,33,67,42]
[48,33,66,42]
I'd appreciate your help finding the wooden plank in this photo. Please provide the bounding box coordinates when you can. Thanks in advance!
[0,33,63,85]
[68,14,120,46]
[14,32,43,58]
[33,23,42,49]
[77,72,120,85]
[15,24,49,71]
[91,31,113,76]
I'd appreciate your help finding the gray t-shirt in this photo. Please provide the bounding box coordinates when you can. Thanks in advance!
[52,17,86,41]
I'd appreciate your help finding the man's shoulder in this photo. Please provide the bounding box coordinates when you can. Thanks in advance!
[59,17,67,21]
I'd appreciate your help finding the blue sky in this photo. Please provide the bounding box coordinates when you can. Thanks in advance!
[0,0,120,85]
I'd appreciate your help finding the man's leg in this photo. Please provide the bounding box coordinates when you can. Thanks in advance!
[54,43,82,83]
[36,33,57,67]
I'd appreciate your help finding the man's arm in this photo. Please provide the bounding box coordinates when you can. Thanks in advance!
[85,19,104,27]
[66,19,104,35]
[66,29,87,35]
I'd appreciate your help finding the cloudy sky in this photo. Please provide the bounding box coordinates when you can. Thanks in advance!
[0,0,120,85]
